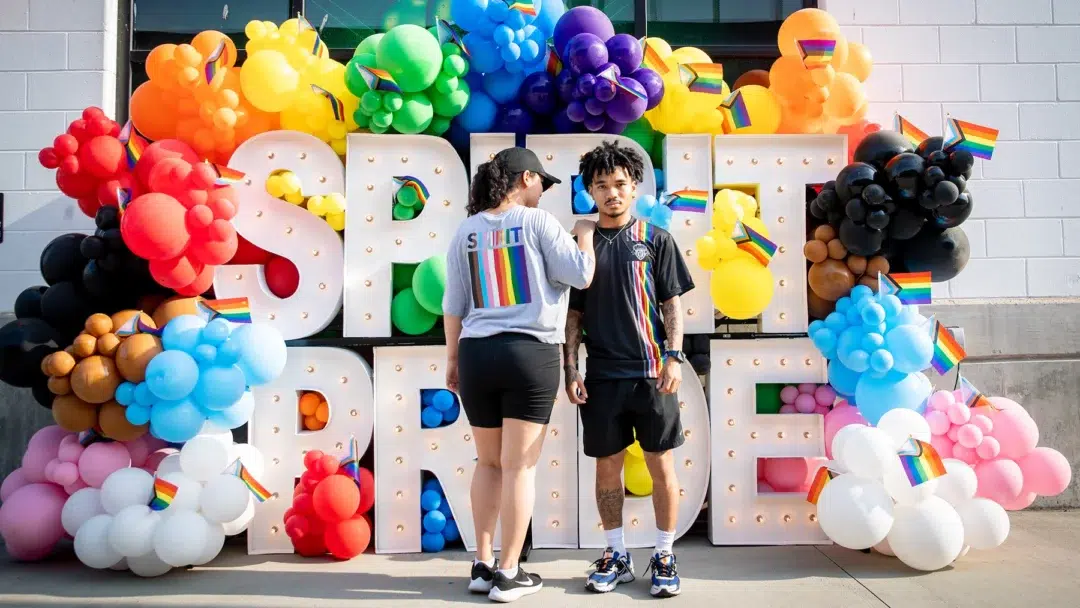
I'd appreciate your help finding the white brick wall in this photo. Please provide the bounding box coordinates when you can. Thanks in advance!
[823,0,1080,298]
[0,0,115,310]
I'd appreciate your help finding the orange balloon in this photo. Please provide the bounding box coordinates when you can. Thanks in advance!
[99,401,148,441]
[299,393,321,416]
[769,56,811,98]
[191,31,238,69]
[315,402,330,423]
[777,9,841,57]
[175,44,203,67]
[832,37,850,71]
[52,394,99,433]
[85,313,112,337]
[810,65,836,87]
[45,351,76,377]
[72,334,97,359]
[130,83,176,141]
[152,296,204,328]
[733,69,770,90]
[96,333,121,357]
[48,375,72,396]
[116,333,163,383]
[70,356,122,404]
[822,72,865,122]
[841,42,873,82]
[146,44,178,84]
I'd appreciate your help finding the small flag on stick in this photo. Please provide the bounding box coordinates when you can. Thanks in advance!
[806,466,838,505]
[878,271,932,305]
[943,117,999,160]
[355,64,401,94]
[895,114,931,148]
[731,221,778,266]
[898,438,947,486]
[149,477,179,511]
[930,319,966,375]
[204,39,229,85]
[663,190,709,213]
[340,435,362,490]
[718,89,751,132]
[797,39,837,69]
[678,63,725,95]
[197,298,252,324]
[958,375,996,410]
[235,460,271,502]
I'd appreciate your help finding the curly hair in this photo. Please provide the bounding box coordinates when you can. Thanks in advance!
[467,157,522,216]
[578,141,645,190]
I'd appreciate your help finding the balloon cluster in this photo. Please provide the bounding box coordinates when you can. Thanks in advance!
[780,383,837,415]
[639,38,736,135]
[695,190,775,319]
[392,256,447,335]
[266,170,347,231]
[818,409,1011,571]
[37,108,135,217]
[804,223,891,319]
[769,8,873,134]
[114,314,287,443]
[924,391,1072,510]
[419,478,462,552]
[809,285,933,425]
[285,449,374,559]
[0,317,62,408]
[809,131,973,281]
[421,389,461,429]
[67,431,264,576]
[758,456,827,495]
[299,391,331,431]
[41,311,160,439]
[571,174,598,214]
[131,32,277,163]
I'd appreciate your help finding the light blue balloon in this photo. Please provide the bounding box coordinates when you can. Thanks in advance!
[115,382,135,406]
[837,326,869,372]
[451,0,492,32]
[845,305,863,326]
[161,315,206,353]
[455,89,497,133]
[521,39,541,62]
[215,339,242,367]
[573,174,584,192]
[650,204,673,230]
[532,0,564,38]
[126,404,151,426]
[886,324,935,373]
[835,296,853,313]
[654,169,665,192]
[192,365,247,412]
[635,195,656,217]
[463,33,502,74]
[145,350,199,401]
[809,320,826,335]
[878,294,903,319]
[443,519,461,542]
[505,10,526,30]
[811,328,837,358]
[229,324,287,386]
[423,510,447,533]
[573,190,596,214]
[870,349,894,375]
[432,390,456,411]
[421,406,444,428]
[200,318,231,345]
[861,332,885,352]
[493,24,514,46]
[891,305,929,331]
[422,531,446,552]
[828,359,860,397]
[824,312,847,332]
[149,399,205,443]
[194,344,218,365]
[851,284,874,301]
[420,489,442,511]
[861,302,886,326]
[207,391,255,430]
[444,403,461,424]
[483,68,525,104]
[846,349,870,371]
[854,370,933,425]
[134,382,154,407]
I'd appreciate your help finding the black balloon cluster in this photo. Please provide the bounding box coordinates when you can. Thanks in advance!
[809,131,973,281]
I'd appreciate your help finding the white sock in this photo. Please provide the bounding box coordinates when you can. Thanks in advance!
[498,565,519,579]
[605,527,626,555]
[475,557,495,569]
[655,529,675,556]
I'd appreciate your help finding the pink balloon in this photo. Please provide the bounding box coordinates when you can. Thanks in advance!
[21,426,74,483]
[1018,447,1072,496]
[794,393,817,413]
[976,436,1001,460]
[814,384,837,406]
[947,402,971,425]
[51,462,80,487]
[975,459,1024,504]
[764,457,821,492]
[987,396,1023,412]
[988,408,1039,460]
[56,434,85,463]
[64,479,89,495]
[970,414,993,434]
[947,427,960,442]
[124,435,154,468]
[757,458,766,480]
[952,444,978,465]
[779,404,797,414]
[998,491,1037,511]
[78,442,132,488]
[930,434,955,460]
[779,386,799,404]
[0,483,68,561]
[814,405,831,415]
[144,448,177,473]
[925,410,951,435]
[757,480,775,493]
[833,399,852,409]
[957,424,984,449]
[928,390,955,412]
[797,383,817,395]
[0,468,31,502]
[823,406,869,458]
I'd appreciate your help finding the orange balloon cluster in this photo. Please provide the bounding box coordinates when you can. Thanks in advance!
[130,31,278,164]
[769,9,874,135]
[300,391,330,431]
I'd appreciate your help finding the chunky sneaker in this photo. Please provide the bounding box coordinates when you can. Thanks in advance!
[648,551,681,598]
[585,547,635,593]
[469,559,498,593]
[488,567,543,603]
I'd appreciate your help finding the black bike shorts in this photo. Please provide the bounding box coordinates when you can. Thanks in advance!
[457,333,561,428]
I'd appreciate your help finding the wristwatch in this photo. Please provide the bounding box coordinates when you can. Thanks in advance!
[664,350,685,363]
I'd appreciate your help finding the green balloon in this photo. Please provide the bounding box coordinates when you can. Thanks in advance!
[383,92,404,112]
[345,54,378,97]
[377,24,442,93]
[396,186,420,208]
[443,54,467,78]
[372,110,393,129]
[427,116,451,136]
[356,34,384,57]
[392,263,418,293]
[391,288,438,335]
[755,383,784,415]
[651,132,666,169]
[393,202,417,221]
[391,92,434,134]
[361,91,382,113]
[412,255,447,315]
[440,41,462,59]
[435,73,458,95]
[622,118,655,156]
[432,81,469,118]
[353,109,370,128]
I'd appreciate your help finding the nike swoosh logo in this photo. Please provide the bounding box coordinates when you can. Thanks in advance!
[517,578,536,587]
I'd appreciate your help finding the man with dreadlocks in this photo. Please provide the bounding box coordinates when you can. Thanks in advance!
[564,141,695,598]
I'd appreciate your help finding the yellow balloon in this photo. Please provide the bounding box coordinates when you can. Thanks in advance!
[723,85,781,134]
[307,195,328,216]
[696,235,719,262]
[240,50,299,112]
[643,37,672,59]
[323,193,347,215]
[325,211,346,231]
[670,46,712,65]
[710,257,775,319]
[712,190,743,230]
[626,441,644,460]
[625,458,653,496]
[265,174,286,198]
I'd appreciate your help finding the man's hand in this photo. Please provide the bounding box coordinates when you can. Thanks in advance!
[565,368,588,405]
[657,359,682,394]
[572,219,596,238]
[446,358,459,392]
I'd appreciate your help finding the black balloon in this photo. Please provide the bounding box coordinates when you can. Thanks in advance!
[845,198,867,222]
[80,235,107,260]
[950,150,975,174]
[14,286,47,319]
[863,184,887,205]
[889,208,927,240]
[885,153,925,199]
[932,191,974,229]
[39,233,88,285]
[928,150,948,167]
[916,136,945,158]
[95,205,120,230]
[835,162,877,202]
[82,260,114,299]
[923,166,946,188]
[818,187,840,212]
[827,210,845,226]
[0,319,61,389]
[31,380,54,409]
[866,208,891,230]
[854,130,913,169]
[918,190,940,210]
[810,199,828,219]
[882,197,897,214]
[39,281,92,340]
[934,180,961,206]
[101,228,124,252]
[947,174,967,194]
[839,218,885,256]
[902,226,971,282]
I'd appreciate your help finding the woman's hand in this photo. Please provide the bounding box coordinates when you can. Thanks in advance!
[446,358,459,392]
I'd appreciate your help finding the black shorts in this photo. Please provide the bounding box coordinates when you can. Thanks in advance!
[579,378,685,458]
[457,333,561,428]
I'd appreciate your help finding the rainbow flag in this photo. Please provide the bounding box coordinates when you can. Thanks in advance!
[206,161,246,187]
[204,39,228,85]
[719,89,751,132]
[508,0,537,16]
[944,117,999,160]
[198,297,252,324]
[898,438,947,486]
[732,221,778,266]
[679,63,725,95]
[297,13,325,56]
[597,65,647,101]
[664,189,709,213]
[797,39,837,69]
[639,37,669,75]
[878,271,932,305]
[117,121,148,170]
[149,477,178,511]
[137,317,162,337]
[805,466,837,505]
[311,84,345,122]
[545,43,562,76]
[959,375,996,410]
[393,175,430,206]
[116,187,132,211]
[931,319,966,374]
[436,19,469,57]
[895,114,931,148]
[355,64,401,94]
[114,313,139,337]
[235,460,271,503]
[340,436,362,490]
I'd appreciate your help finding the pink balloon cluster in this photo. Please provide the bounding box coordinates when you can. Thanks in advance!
[758,456,829,494]
[779,383,837,414]
[0,426,166,561]
[924,390,1072,510]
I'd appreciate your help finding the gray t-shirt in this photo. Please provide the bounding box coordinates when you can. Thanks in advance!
[443,205,593,344]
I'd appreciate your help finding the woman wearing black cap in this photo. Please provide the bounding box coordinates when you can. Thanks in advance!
[443,147,595,602]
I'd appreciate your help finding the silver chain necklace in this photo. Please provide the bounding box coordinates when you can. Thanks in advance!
[596,218,634,246]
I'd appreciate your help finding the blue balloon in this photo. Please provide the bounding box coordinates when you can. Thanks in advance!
[420,489,442,512]
[421,531,446,552]
[889,305,929,332]
[824,312,848,332]
[421,390,436,408]
[161,315,206,353]
[809,320,826,335]
[423,510,447,533]
[845,305,863,326]
[851,285,874,301]
[463,34,502,74]
[456,90,497,133]
[134,382,154,407]
[854,370,933,425]
[229,324,287,386]
[451,0,492,32]
[207,390,255,430]
[573,190,596,214]
[650,204,672,229]
[500,42,522,63]
[443,403,461,424]
[811,328,837,358]
[870,349,894,375]
[115,382,135,406]
[200,318,231,345]
[654,168,665,192]
[885,324,935,373]
[194,344,218,365]
[483,69,526,104]
[861,332,885,352]
[421,406,444,428]
[835,296,853,313]
[573,174,584,192]
[521,39,541,62]
[861,302,886,326]
[149,399,205,443]
[493,24,515,46]
[215,339,242,367]
[432,390,456,411]
[192,365,247,412]
[837,326,868,372]
[635,194,656,217]
[144,350,199,401]
[126,404,151,426]
[438,498,454,519]
[442,519,461,542]
[422,479,442,495]
[828,359,860,397]
[487,0,510,22]
[878,294,903,319]
[532,0,565,38]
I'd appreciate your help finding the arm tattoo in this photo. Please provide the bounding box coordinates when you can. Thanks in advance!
[596,487,624,529]
[564,309,584,380]
[661,296,683,352]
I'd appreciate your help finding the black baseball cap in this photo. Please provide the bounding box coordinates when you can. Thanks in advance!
[494,147,562,191]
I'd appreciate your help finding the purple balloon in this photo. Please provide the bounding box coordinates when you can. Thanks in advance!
[553,6,616,59]
[598,119,628,135]
[556,69,576,103]
[495,102,535,135]
[631,68,665,111]
[576,73,597,98]
[566,100,586,123]
[605,77,648,124]
[565,33,609,75]
[520,71,558,116]
[584,114,607,132]
[594,78,617,102]
[553,108,584,134]
[606,34,644,75]
[585,97,607,116]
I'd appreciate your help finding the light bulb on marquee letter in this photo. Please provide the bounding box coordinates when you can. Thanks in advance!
[247,347,375,554]
[214,131,346,340]
[344,135,469,337]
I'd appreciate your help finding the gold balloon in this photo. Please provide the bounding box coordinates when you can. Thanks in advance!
[99,401,149,441]
[52,394,98,433]
[841,42,873,82]
[116,333,164,383]
[723,85,781,134]
[44,351,76,378]
[84,314,112,338]
[47,376,72,396]
[70,355,122,405]
[670,46,712,65]
[152,296,204,328]
[822,72,866,124]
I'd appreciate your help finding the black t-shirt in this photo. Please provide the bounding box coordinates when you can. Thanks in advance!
[569,218,695,380]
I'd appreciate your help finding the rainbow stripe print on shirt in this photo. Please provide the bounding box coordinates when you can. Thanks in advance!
[630,221,663,378]
[467,227,533,308]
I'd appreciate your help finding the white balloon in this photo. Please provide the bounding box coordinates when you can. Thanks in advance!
[956,498,1010,550]
[180,436,232,482]
[108,505,162,558]
[152,510,209,567]
[935,459,978,507]
[62,488,105,536]
[882,459,939,505]
[100,468,155,515]
[198,421,235,450]
[155,454,183,477]
[74,514,122,569]
[109,558,129,571]
[193,521,226,566]
[873,537,895,556]
[128,551,173,577]
[887,496,965,571]
[957,545,971,559]
[841,427,896,480]
[230,443,265,479]
[876,409,932,451]
[160,471,203,512]
[222,499,255,536]
[831,425,864,467]
[200,475,252,523]
[817,474,895,550]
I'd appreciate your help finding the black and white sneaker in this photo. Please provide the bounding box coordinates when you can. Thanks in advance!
[469,559,499,593]
[488,567,543,603]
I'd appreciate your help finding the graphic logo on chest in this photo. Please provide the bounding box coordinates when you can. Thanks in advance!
[631,242,650,261]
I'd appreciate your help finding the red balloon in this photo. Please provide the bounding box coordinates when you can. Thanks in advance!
[293,492,315,516]
[300,470,325,493]
[134,140,199,188]
[265,255,300,298]
[96,173,141,208]
[186,205,215,235]
[314,454,340,478]
[79,136,125,179]
[149,254,202,290]
[230,235,274,265]
[292,532,327,557]
[304,450,325,470]
[356,467,375,515]
[122,193,190,260]
[285,514,311,540]
[77,197,100,217]
[324,515,371,559]
[207,188,238,220]
[146,157,193,195]
[312,475,361,523]
[56,163,96,199]
[53,134,79,157]
[181,264,215,296]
